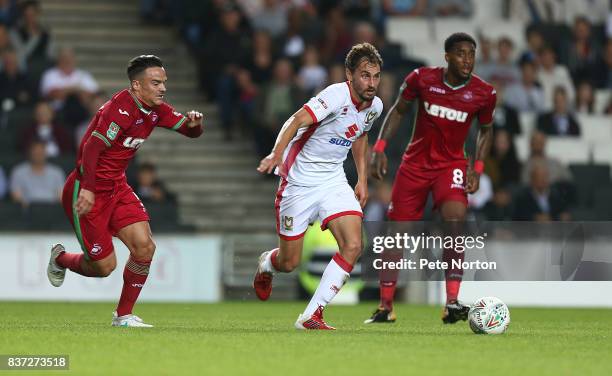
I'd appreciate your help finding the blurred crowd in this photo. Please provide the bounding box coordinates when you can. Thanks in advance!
[142,0,611,222]
[0,1,178,227]
[2,0,612,226]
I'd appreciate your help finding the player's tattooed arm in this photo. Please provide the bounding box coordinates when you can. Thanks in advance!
[466,123,493,194]
[370,96,412,180]
[352,133,369,208]
[257,108,313,174]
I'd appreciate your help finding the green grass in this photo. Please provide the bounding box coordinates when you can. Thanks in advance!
[0,302,610,375]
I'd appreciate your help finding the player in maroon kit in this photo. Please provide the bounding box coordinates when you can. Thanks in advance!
[46,55,204,327]
[365,33,495,324]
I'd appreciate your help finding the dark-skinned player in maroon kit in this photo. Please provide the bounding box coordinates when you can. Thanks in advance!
[46,55,204,327]
[365,33,495,324]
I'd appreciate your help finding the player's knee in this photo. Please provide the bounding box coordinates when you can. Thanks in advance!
[340,241,362,262]
[133,240,156,260]
[279,258,299,272]
[96,261,116,277]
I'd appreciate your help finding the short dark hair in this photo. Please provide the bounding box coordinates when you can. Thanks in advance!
[344,43,383,72]
[444,32,477,52]
[127,55,163,81]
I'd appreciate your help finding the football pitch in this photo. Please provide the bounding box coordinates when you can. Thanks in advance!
[1,302,610,375]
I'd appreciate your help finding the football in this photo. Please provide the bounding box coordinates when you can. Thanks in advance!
[468,297,511,334]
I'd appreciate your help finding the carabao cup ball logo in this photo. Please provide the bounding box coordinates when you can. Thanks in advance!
[468,296,510,335]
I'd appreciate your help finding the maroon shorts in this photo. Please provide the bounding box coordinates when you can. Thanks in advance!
[61,170,150,261]
[387,160,468,221]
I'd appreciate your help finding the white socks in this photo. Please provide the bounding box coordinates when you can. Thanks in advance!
[302,253,353,317]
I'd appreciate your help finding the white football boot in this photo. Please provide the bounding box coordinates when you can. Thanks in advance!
[47,244,67,287]
[112,311,154,328]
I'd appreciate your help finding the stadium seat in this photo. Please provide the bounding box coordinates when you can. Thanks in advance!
[519,113,536,136]
[578,115,612,143]
[593,144,612,166]
[594,90,611,114]
[546,138,590,164]
[569,164,611,207]
[514,134,529,161]
[0,201,28,230]
[476,20,526,52]
[593,186,612,220]
[26,203,72,231]
[386,18,431,49]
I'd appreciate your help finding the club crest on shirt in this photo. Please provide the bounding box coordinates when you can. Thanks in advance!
[462,91,473,101]
[150,112,159,124]
[107,122,120,140]
[365,111,377,124]
[282,216,293,231]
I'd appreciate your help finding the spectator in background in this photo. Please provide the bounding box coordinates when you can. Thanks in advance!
[40,46,98,128]
[200,3,251,139]
[9,0,53,68]
[0,24,21,69]
[468,172,493,216]
[521,130,572,185]
[590,38,612,90]
[253,58,304,158]
[490,81,521,134]
[327,63,345,84]
[252,0,288,39]
[0,0,17,26]
[475,34,495,80]
[382,0,427,16]
[605,96,612,115]
[364,181,392,222]
[246,30,274,85]
[18,101,72,158]
[0,165,6,200]
[235,68,258,132]
[565,16,601,84]
[513,158,571,221]
[504,59,545,112]
[519,25,545,64]
[9,139,64,206]
[0,48,36,107]
[134,162,175,204]
[297,45,327,95]
[484,129,521,189]
[481,37,520,88]
[428,0,473,17]
[537,45,575,111]
[75,91,107,147]
[574,81,595,114]
[321,6,353,63]
[537,86,581,136]
[279,7,307,61]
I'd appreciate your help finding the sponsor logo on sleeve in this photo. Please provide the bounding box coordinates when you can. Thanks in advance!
[118,108,129,116]
[317,98,328,109]
[107,123,120,140]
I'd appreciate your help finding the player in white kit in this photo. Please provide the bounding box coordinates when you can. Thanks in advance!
[253,43,383,329]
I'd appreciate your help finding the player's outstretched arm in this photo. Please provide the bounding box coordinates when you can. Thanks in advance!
[370,96,411,180]
[257,108,314,174]
[352,133,369,208]
[466,124,493,194]
[181,110,204,138]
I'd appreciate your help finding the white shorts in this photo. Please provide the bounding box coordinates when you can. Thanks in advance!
[275,180,363,240]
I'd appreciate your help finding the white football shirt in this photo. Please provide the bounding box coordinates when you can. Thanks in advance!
[277,82,383,187]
